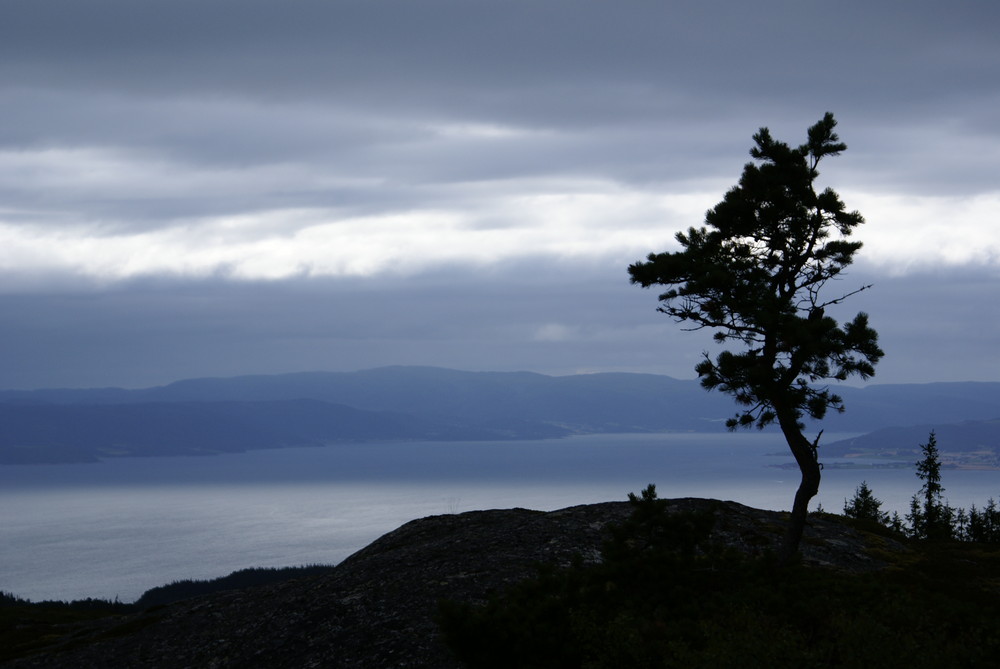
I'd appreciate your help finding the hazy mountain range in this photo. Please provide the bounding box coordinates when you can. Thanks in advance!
[2,366,999,464]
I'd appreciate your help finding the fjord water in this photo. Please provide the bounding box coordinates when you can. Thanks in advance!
[3,433,999,603]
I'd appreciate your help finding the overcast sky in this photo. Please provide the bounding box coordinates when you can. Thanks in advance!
[1,0,997,389]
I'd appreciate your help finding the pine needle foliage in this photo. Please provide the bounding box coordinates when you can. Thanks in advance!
[628,113,883,561]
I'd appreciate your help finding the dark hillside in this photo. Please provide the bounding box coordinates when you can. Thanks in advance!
[3,368,1000,464]
[5,368,1000,435]
[109,367,739,432]
[7,498,995,668]
[824,382,1000,432]
[0,399,565,464]
[825,418,1000,457]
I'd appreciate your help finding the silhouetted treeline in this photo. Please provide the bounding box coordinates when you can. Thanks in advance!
[2,564,336,613]
[0,590,131,612]
[842,430,1000,542]
[134,565,335,608]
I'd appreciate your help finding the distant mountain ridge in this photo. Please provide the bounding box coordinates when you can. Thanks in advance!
[825,419,1000,457]
[0,399,566,464]
[2,367,999,464]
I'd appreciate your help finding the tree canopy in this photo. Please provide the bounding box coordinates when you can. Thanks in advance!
[629,113,883,561]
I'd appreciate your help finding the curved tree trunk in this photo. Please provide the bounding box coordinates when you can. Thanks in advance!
[776,410,822,565]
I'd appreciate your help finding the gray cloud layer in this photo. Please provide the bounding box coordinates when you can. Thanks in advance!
[1,264,995,389]
[1,1,997,387]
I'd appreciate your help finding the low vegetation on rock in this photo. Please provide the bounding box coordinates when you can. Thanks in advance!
[440,484,1000,668]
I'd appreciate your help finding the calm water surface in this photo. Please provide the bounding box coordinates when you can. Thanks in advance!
[2,433,998,602]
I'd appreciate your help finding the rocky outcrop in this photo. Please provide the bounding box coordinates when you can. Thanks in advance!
[4,499,905,668]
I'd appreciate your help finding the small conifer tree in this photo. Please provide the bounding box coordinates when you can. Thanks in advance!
[966,498,1000,543]
[842,480,888,525]
[906,431,953,541]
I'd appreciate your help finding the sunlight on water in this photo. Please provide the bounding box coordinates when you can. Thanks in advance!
[1,433,997,602]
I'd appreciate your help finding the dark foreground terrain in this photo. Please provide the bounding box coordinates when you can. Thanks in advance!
[3,498,998,668]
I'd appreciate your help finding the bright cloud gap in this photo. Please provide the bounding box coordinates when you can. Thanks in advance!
[2,187,997,285]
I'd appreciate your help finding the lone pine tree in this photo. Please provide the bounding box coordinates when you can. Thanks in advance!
[629,113,883,562]
[908,431,954,541]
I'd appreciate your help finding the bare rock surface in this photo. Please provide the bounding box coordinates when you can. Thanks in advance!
[4,499,906,668]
